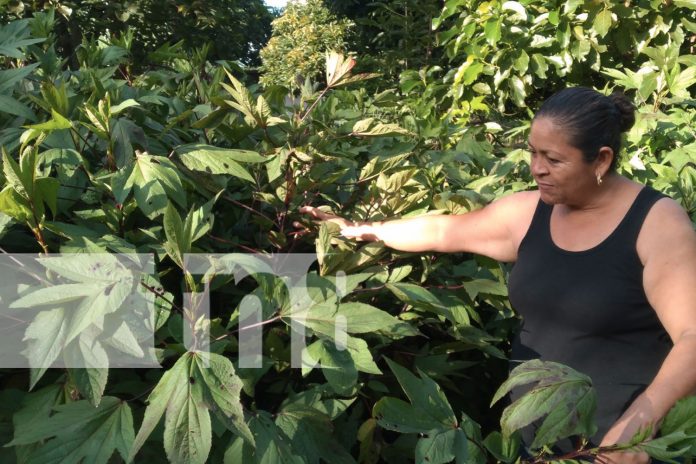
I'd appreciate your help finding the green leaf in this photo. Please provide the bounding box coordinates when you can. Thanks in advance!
[373,358,457,434]
[415,428,457,464]
[275,403,356,464]
[305,339,358,394]
[385,282,447,313]
[36,253,127,284]
[2,148,30,197]
[130,355,186,461]
[513,50,530,73]
[10,385,62,448]
[112,118,146,168]
[0,187,32,222]
[459,414,487,464]
[0,63,39,94]
[508,75,526,107]
[388,358,457,426]
[483,431,520,464]
[196,352,253,444]
[637,431,694,461]
[462,278,508,300]
[163,375,212,464]
[593,9,612,38]
[316,222,335,275]
[129,152,186,219]
[26,109,72,132]
[373,397,446,434]
[492,360,597,449]
[502,1,527,21]
[223,437,254,463]
[336,302,409,333]
[7,397,134,464]
[109,99,140,116]
[670,66,696,97]
[531,53,548,79]
[71,368,109,407]
[656,396,696,456]
[352,120,412,137]
[34,177,60,218]
[222,70,259,126]
[0,94,37,121]
[164,202,188,268]
[249,411,305,464]
[20,309,68,389]
[344,336,382,375]
[0,37,44,59]
[484,18,502,45]
[0,211,13,236]
[661,396,696,436]
[176,144,262,182]
[111,165,133,205]
[130,352,252,463]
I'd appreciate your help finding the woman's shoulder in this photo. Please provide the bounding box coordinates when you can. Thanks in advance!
[485,190,541,245]
[492,189,541,207]
[485,190,540,221]
[637,184,695,261]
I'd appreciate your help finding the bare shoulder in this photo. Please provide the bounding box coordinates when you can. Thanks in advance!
[638,196,696,263]
[491,190,541,210]
[478,190,541,257]
[487,190,540,233]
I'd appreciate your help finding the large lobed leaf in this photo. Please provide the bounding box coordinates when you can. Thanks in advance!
[129,352,252,464]
[7,396,134,464]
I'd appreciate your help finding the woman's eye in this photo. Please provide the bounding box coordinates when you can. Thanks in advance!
[548,158,560,164]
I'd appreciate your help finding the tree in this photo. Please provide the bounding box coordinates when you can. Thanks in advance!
[329,0,443,82]
[0,0,275,67]
[259,0,353,89]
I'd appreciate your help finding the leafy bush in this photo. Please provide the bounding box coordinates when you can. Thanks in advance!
[435,0,696,120]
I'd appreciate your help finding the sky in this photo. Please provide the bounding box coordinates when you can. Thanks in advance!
[265,0,288,8]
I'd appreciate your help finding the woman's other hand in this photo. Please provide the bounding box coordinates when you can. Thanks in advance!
[596,393,659,463]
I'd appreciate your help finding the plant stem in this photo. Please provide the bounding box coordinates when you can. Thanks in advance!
[299,86,331,124]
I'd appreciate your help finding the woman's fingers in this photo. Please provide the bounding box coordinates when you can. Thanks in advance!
[299,205,335,221]
[594,451,650,464]
[299,205,352,228]
[296,206,375,241]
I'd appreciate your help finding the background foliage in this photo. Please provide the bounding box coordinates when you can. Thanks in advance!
[1,0,696,463]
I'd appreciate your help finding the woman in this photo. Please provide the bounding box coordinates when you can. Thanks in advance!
[300,87,696,463]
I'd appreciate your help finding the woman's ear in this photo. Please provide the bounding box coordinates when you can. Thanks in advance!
[596,146,614,175]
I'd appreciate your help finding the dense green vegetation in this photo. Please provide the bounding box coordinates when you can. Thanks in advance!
[1,0,696,463]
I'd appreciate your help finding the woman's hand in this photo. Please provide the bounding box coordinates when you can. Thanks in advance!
[297,206,380,241]
[596,393,660,463]
[298,206,353,228]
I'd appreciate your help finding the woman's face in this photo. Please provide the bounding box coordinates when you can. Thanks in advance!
[528,117,598,206]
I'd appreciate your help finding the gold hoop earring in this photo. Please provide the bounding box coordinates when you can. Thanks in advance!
[596,173,603,186]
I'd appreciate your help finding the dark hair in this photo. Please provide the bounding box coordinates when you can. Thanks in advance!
[533,87,635,170]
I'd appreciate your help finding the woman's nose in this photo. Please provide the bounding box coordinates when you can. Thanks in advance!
[530,155,548,177]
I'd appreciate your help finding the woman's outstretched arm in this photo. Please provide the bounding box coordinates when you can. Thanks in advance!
[300,191,539,262]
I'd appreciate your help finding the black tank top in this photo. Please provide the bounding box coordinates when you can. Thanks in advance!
[508,186,672,441]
